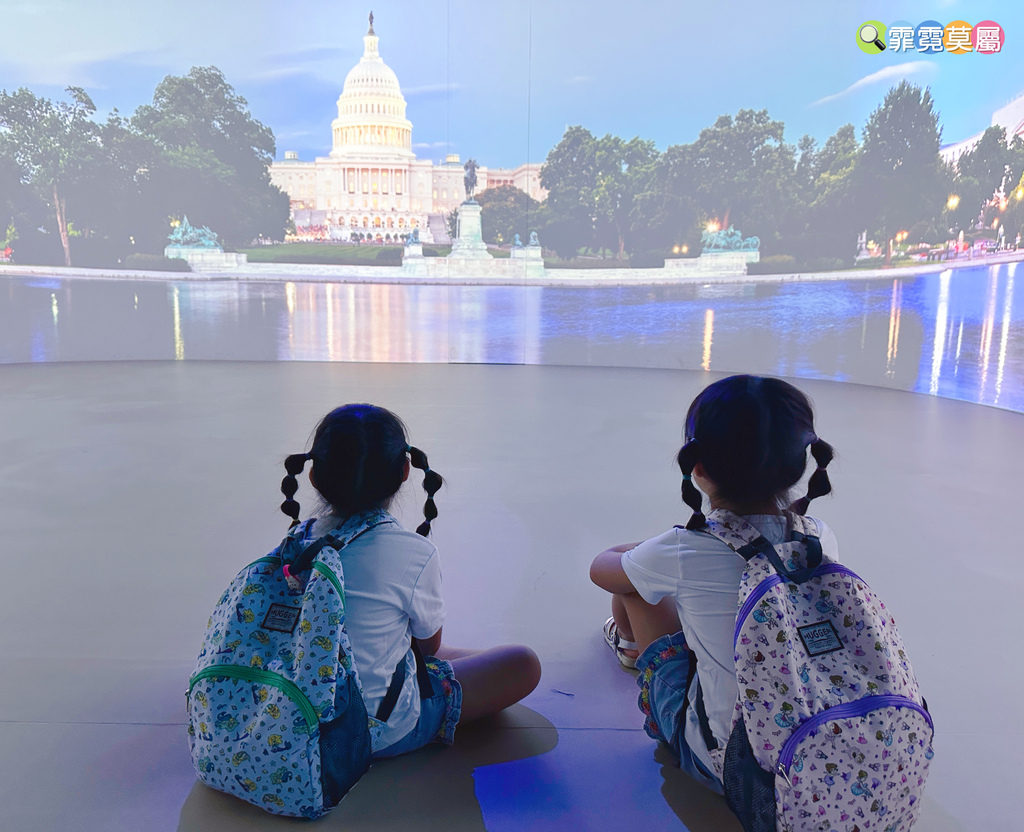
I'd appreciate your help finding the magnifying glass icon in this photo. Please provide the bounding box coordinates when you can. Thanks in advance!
[859,24,887,51]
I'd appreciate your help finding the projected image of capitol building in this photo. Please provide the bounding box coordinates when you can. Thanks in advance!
[270,15,545,243]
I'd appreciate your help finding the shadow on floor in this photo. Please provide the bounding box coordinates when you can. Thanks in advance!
[177,705,558,831]
[654,743,742,832]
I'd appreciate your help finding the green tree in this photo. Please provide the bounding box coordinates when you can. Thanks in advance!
[476,185,540,244]
[628,143,702,255]
[0,86,100,266]
[592,135,659,258]
[857,81,946,246]
[679,109,804,253]
[0,146,46,257]
[539,126,599,256]
[802,123,864,260]
[957,126,1011,197]
[132,66,288,247]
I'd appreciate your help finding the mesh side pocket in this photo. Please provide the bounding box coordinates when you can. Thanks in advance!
[319,673,372,809]
[723,716,777,832]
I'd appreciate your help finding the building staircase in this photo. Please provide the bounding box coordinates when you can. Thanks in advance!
[426,213,452,246]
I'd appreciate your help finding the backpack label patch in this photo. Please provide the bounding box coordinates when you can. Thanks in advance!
[797,619,844,656]
[262,604,302,633]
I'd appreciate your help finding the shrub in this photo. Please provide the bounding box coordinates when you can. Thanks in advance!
[746,254,797,275]
[123,253,192,272]
[628,250,666,268]
[907,220,940,245]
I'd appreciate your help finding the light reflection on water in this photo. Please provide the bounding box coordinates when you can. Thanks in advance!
[1,263,1021,412]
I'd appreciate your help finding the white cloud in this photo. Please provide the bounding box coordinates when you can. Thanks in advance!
[566,75,592,84]
[811,61,937,107]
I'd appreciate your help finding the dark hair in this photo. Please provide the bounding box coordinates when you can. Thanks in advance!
[279,404,443,536]
[676,375,834,530]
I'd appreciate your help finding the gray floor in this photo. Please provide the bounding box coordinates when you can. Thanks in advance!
[0,361,1019,831]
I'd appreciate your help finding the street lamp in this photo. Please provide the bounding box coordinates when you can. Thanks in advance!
[946,194,960,211]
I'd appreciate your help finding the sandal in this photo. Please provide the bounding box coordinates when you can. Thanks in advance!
[603,617,639,669]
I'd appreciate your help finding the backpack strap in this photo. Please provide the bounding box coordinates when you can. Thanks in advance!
[691,676,720,752]
[704,509,823,585]
[410,638,435,699]
[288,514,394,575]
[375,656,408,722]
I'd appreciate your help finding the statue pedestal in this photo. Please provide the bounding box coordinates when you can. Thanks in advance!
[510,245,543,262]
[402,243,429,276]
[663,250,757,276]
[165,246,248,270]
[448,201,491,260]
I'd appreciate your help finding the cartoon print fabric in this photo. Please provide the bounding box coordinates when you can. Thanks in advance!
[187,510,394,818]
[703,510,934,831]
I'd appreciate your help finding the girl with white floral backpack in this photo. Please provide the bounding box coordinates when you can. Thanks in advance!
[591,375,933,832]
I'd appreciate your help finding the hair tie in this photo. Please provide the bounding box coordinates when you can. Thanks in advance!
[681,474,692,481]
[405,444,412,454]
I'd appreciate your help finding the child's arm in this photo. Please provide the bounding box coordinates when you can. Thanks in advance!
[590,543,642,594]
[415,628,443,657]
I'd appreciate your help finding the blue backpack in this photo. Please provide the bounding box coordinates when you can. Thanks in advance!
[187,511,407,818]
[698,510,934,832]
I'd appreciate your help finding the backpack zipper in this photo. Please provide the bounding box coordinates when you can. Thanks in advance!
[243,556,344,603]
[188,665,319,732]
[776,694,933,779]
[734,564,866,648]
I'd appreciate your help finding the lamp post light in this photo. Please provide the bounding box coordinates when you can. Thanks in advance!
[946,194,960,211]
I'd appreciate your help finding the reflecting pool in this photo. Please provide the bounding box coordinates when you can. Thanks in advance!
[1,262,1020,412]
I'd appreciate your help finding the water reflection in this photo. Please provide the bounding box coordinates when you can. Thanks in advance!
[1,264,1021,412]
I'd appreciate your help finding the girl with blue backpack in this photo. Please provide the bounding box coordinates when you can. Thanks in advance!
[590,376,932,831]
[189,404,541,817]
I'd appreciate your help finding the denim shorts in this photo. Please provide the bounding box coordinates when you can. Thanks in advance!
[371,656,463,759]
[635,632,724,794]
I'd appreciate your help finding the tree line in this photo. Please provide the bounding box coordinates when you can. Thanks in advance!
[478,81,1024,267]
[4,72,1024,270]
[0,67,289,267]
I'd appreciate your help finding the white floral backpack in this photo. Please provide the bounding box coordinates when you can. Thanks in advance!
[187,510,408,818]
[698,509,934,832]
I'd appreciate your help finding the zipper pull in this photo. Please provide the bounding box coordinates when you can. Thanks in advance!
[282,564,303,593]
[775,761,793,790]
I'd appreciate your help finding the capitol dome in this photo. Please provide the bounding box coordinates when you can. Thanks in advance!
[330,16,413,158]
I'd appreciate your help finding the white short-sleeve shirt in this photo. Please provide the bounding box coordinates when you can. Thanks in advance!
[621,514,838,772]
[313,516,446,751]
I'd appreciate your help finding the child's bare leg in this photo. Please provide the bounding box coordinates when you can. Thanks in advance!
[433,644,483,660]
[444,645,541,723]
[613,593,681,655]
[610,594,640,659]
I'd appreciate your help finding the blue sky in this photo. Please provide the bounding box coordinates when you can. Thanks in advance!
[2,0,1023,168]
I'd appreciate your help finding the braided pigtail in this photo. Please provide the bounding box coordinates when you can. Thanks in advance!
[788,438,834,515]
[280,453,310,527]
[408,445,443,536]
[676,438,706,530]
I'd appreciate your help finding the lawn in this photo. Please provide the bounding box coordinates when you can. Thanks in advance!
[240,243,452,265]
